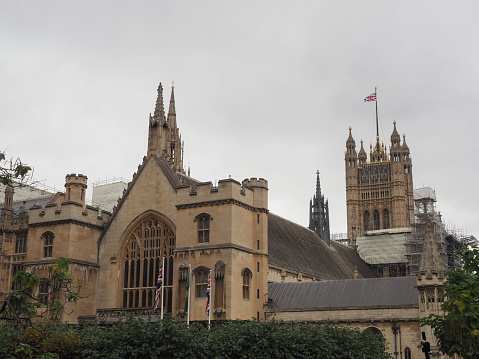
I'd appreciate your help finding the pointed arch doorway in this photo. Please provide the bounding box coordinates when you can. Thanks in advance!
[120,211,175,314]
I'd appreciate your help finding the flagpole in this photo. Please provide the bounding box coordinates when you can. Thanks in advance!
[375,86,378,137]
[160,257,165,320]
[208,269,212,330]
[187,264,191,327]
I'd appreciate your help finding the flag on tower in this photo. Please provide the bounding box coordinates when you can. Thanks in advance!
[153,262,163,310]
[205,271,211,316]
[184,267,190,313]
[364,92,377,102]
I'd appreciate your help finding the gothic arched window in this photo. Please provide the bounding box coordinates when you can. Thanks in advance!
[373,210,380,230]
[195,267,210,298]
[242,268,252,300]
[404,347,411,359]
[15,231,27,253]
[364,327,382,337]
[39,278,50,305]
[42,232,54,258]
[383,209,390,229]
[196,213,211,243]
[122,214,175,312]
[363,211,370,231]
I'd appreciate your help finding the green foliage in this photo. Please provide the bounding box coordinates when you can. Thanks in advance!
[421,246,479,358]
[0,323,22,357]
[0,150,32,185]
[18,323,81,358]
[0,257,79,325]
[0,318,391,358]
[80,318,391,359]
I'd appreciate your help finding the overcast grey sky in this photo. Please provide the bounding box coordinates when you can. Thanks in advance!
[1,1,478,237]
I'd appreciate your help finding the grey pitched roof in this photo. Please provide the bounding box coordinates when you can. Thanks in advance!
[268,213,376,280]
[268,276,418,309]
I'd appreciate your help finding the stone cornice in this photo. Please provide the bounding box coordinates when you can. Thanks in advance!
[175,243,267,257]
[176,198,268,213]
[23,257,99,268]
[28,218,104,231]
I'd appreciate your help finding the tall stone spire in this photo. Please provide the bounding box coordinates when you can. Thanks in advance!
[309,171,331,246]
[167,82,176,128]
[418,217,446,279]
[153,83,165,123]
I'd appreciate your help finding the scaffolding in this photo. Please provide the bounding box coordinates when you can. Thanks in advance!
[406,188,478,275]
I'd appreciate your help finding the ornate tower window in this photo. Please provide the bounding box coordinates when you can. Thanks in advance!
[363,211,370,231]
[383,209,390,229]
[15,231,27,253]
[195,267,209,298]
[122,214,175,312]
[242,268,252,300]
[373,210,380,230]
[196,213,211,243]
[42,232,54,258]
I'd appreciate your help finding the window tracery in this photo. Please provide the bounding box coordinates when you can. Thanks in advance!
[122,214,175,312]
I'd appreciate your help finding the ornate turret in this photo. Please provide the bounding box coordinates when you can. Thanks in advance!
[309,171,330,245]
[147,82,185,174]
[1,183,14,219]
[358,139,367,165]
[64,174,87,206]
[345,127,357,168]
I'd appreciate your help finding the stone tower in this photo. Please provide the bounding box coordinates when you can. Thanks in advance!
[308,171,330,245]
[345,121,414,239]
[416,217,447,357]
[147,82,184,174]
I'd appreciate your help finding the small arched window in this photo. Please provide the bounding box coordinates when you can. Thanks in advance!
[42,232,54,258]
[195,267,209,298]
[363,211,370,231]
[196,214,211,243]
[242,268,252,300]
[373,210,380,230]
[39,278,50,305]
[404,347,411,359]
[383,209,390,229]
[364,326,382,337]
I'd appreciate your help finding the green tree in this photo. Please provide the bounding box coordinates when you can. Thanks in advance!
[0,150,32,185]
[0,257,79,325]
[421,246,479,358]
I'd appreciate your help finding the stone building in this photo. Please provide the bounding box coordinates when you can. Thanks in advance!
[0,82,373,325]
[0,82,466,358]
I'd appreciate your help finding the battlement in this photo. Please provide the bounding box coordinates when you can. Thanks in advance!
[29,201,110,227]
[65,173,88,188]
[176,176,268,210]
[242,177,268,190]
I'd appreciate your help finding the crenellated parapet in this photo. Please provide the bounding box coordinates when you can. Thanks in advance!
[176,176,268,212]
[29,202,110,229]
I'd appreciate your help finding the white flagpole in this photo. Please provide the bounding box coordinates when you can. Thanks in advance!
[187,264,191,326]
[160,257,165,320]
[208,269,212,330]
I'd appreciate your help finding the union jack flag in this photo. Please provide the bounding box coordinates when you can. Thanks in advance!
[153,263,163,310]
[205,272,211,316]
[364,92,377,102]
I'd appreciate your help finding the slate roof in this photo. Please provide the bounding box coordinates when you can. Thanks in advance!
[268,213,376,280]
[268,276,418,309]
